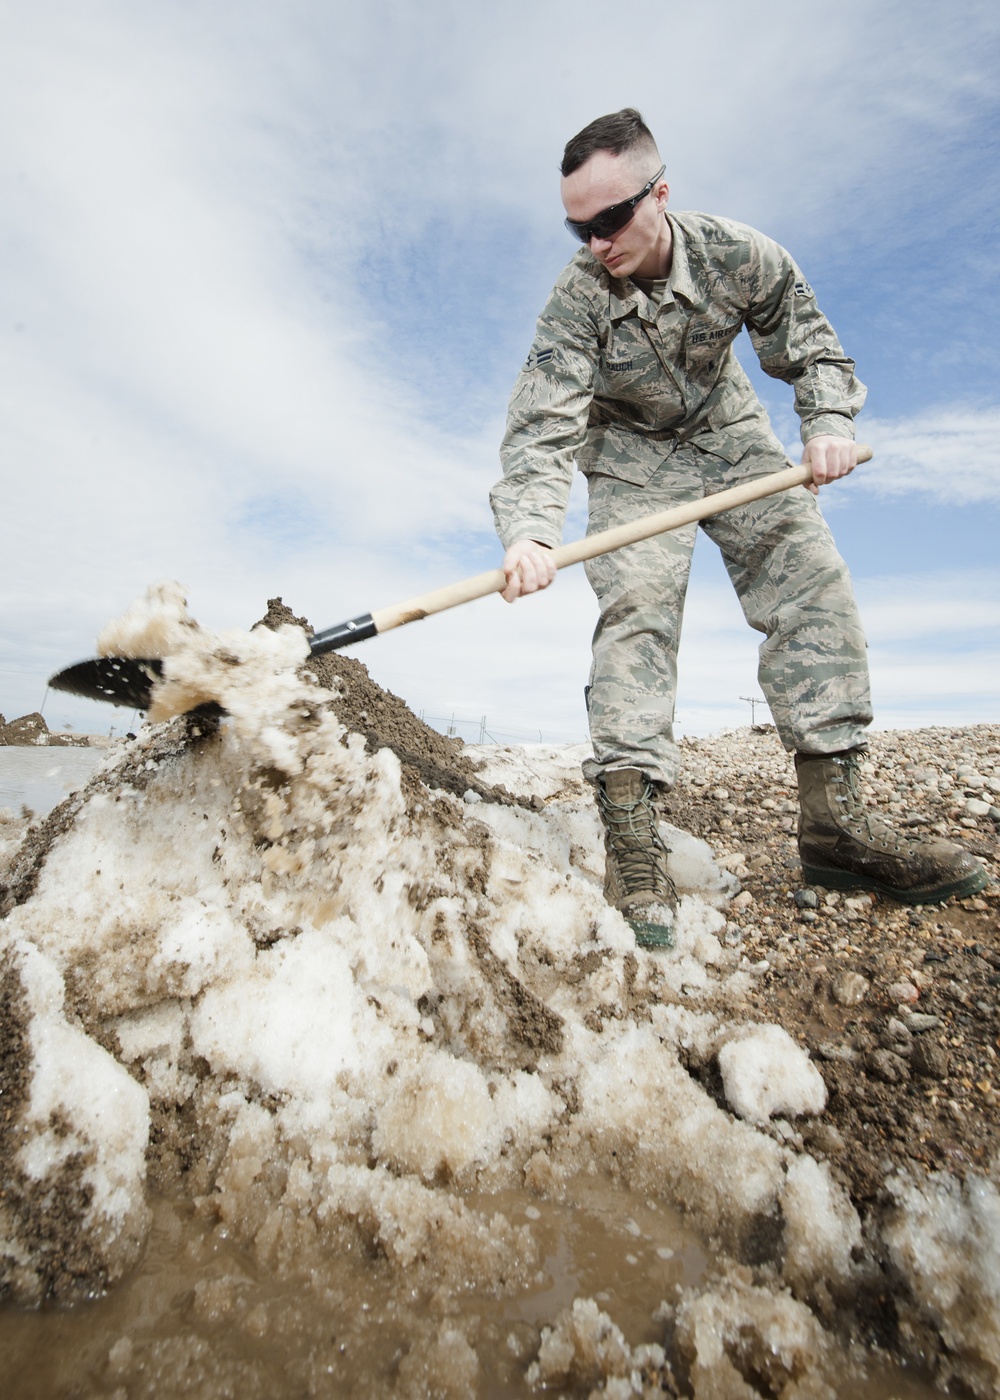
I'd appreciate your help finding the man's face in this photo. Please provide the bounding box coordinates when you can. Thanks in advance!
[560,149,670,280]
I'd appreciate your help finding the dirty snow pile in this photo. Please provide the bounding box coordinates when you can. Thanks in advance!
[1,582,998,1396]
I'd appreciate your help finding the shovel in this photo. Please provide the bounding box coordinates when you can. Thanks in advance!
[49,450,872,712]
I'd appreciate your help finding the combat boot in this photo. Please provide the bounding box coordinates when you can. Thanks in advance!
[596,768,677,948]
[795,749,987,904]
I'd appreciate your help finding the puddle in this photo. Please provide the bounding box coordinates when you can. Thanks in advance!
[0,1181,938,1398]
[0,1183,694,1396]
[0,747,105,819]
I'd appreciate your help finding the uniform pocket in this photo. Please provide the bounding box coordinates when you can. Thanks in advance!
[684,315,742,370]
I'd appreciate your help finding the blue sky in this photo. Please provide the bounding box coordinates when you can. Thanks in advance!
[2,0,998,743]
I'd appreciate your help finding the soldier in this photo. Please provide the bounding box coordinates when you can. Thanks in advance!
[491,108,985,947]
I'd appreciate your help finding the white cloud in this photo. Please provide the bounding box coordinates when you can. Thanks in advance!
[855,568,1000,640]
[854,410,1000,505]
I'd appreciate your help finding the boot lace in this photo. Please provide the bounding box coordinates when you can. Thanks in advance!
[598,781,674,898]
[832,757,908,854]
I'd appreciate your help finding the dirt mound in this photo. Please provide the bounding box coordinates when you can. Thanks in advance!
[0,712,90,747]
[1,713,48,746]
[254,598,523,807]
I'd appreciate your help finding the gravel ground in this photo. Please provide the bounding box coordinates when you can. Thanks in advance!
[663,724,1000,1212]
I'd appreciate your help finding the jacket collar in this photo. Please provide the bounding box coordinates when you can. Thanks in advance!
[600,214,697,321]
[664,214,697,304]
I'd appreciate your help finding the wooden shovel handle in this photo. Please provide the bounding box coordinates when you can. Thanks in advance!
[362,447,872,639]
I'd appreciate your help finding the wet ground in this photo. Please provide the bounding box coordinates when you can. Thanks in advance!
[1,1183,706,1398]
[1,1181,942,1400]
[0,747,105,822]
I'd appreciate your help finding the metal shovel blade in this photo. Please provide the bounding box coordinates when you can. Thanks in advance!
[48,656,164,709]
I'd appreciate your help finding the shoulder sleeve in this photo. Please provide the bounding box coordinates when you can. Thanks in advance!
[490,267,600,549]
[741,227,866,443]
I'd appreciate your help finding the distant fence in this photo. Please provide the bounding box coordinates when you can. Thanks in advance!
[417,712,586,746]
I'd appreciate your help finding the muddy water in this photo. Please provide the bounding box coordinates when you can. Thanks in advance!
[2,1182,937,1399]
[0,747,104,819]
[1,1181,702,1397]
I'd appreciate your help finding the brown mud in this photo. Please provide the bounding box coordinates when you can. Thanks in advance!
[255,598,524,807]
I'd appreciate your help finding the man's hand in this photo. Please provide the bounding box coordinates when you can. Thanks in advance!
[802,435,860,493]
[501,540,558,603]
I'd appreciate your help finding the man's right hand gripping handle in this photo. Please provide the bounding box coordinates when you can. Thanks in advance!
[501,540,558,602]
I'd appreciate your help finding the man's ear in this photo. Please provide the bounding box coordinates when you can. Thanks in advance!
[654,178,670,213]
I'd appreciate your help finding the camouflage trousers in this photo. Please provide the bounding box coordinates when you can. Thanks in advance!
[581,437,873,789]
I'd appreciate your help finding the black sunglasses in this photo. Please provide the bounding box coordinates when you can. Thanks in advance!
[564,165,666,244]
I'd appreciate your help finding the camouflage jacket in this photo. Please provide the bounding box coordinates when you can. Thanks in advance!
[491,211,865,548]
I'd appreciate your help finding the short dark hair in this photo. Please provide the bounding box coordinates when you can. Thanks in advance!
[561,108,660,177]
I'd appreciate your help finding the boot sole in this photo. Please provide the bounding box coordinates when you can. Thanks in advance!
[799,860,988,905]
[628,918,674,949]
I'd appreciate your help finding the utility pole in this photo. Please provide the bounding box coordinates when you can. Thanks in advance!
[740,695,763,726]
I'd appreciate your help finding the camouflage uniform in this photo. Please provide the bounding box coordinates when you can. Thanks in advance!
[491,211,873,787]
